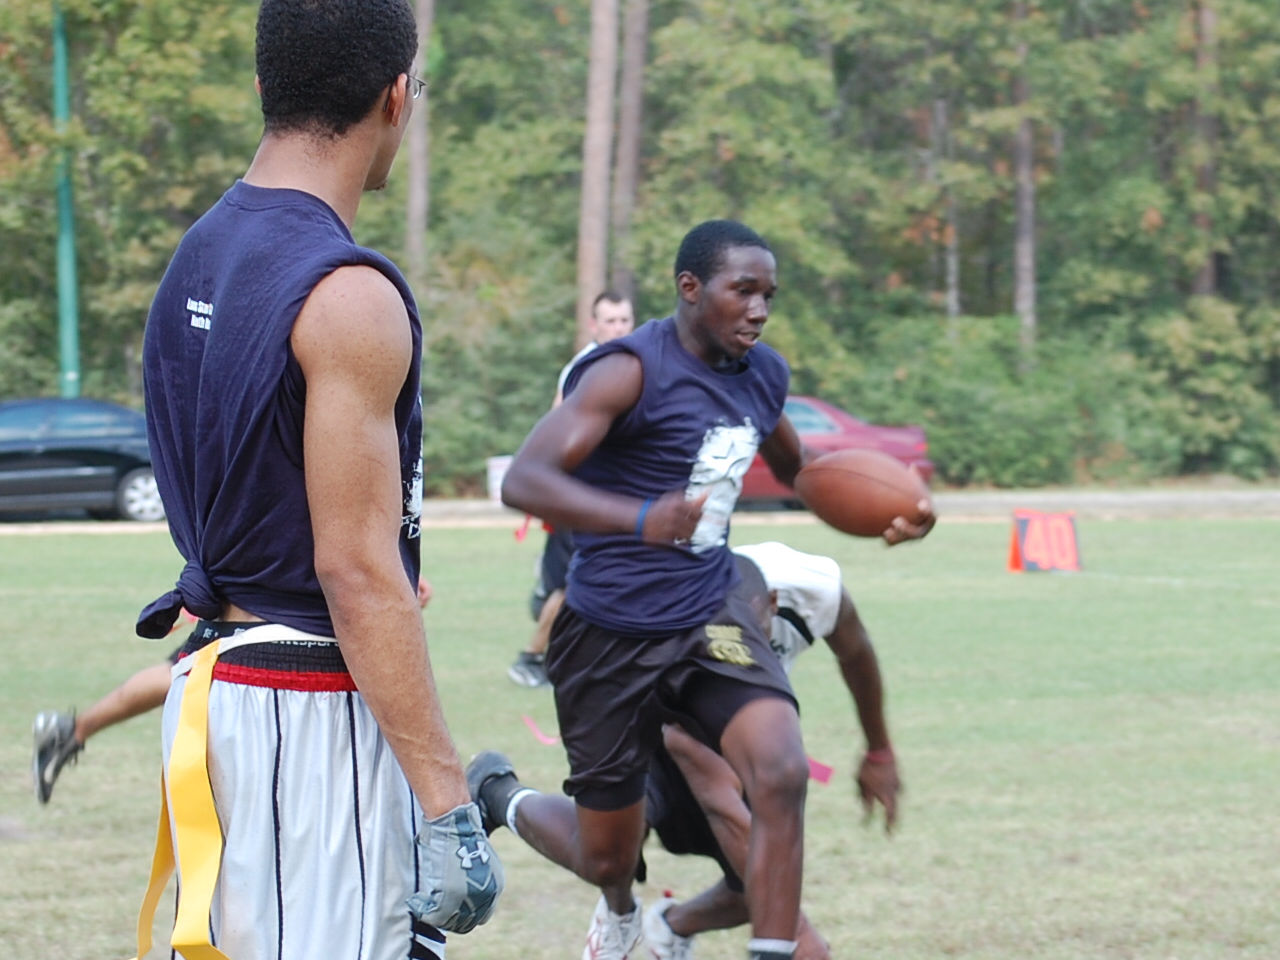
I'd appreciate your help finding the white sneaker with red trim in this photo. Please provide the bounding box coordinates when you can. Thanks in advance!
[582,894,642,960]
[643,897,695,960]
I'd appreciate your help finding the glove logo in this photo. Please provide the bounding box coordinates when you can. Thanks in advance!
[409,802,505,933]
[456,840,490,871]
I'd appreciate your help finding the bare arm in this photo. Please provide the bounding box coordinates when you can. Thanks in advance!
[502,353,704,543]
[758,412,818,488]
[661,723,751,875]
[663,723,825,948]
[825,588,900,831]
[292,265,468,818]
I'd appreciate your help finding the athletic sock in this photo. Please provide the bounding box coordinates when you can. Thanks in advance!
[476,764,527,832]
[747,938,797,960]
[505,788,538,838]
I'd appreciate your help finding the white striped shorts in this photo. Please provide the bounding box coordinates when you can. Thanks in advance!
[161,667,447,960]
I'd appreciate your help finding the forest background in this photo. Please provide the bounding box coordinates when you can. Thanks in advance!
[2,0,1279,493]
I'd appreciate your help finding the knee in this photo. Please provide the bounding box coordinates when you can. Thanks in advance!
[748,748,810,812]
[578,848,637,888]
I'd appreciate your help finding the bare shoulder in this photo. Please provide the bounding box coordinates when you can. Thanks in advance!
[292,265,410,382]
[564,350,644,417]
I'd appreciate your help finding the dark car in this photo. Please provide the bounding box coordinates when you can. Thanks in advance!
[0,398,165,521]
[740,396,934,503]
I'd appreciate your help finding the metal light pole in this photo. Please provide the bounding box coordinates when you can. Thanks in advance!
[53,3,81,398]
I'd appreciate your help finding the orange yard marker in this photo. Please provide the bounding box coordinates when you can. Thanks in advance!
[1008,510,1081,572]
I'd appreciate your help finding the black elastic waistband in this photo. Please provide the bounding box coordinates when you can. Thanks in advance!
[182,621,349,674]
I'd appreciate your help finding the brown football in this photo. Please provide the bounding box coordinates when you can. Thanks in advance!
[794,449,930,538]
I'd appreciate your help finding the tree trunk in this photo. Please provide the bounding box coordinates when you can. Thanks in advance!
[1191,0,1217,296]
[945,192,961,323]
[609,0,649,304]
[575,0,620,349]
[1012,1,1036,366]
[932,98,961,326]
[405,0,435,291]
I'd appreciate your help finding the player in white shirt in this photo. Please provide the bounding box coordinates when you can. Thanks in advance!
[552,292,637,405]
[637,541,898,960]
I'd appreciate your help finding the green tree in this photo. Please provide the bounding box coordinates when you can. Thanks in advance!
[0,0,260,401]
[2,0,1277,486]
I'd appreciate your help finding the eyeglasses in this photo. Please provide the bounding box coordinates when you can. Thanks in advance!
[383,74,425,112]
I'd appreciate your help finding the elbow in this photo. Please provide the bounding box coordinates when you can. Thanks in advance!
[500,463,531,512]
[767,443,819,491]
[315,554,375,609]
[501,457,550,515]
[763,452,801,489]
[767,464,798,490]
[773,444,820,489]
[314,544,404,617]
[314,542,353,592]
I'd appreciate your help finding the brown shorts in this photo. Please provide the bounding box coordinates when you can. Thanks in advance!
[545,588,797,811]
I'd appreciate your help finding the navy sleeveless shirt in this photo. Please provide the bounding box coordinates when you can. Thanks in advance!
[137,181,424,639]
[563,316,790,635]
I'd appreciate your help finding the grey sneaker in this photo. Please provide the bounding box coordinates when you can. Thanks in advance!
[643,897,694,960]
[582,894,642,960]
[466,750,523,834]
[507,651,549,688]
[32,711,83,804]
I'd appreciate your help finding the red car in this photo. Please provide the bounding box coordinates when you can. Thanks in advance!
[740,396,934,502]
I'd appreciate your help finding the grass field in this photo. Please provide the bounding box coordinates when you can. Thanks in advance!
[1,516,1278,959]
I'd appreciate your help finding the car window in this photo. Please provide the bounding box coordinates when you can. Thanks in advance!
[0,404,49,441]
[783,399,838,434]
[48,404,140,439]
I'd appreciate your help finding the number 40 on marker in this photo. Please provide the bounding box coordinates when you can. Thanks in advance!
[1007,509,1081,572]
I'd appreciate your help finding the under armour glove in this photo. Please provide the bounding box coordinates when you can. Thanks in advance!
[407,801,504,934]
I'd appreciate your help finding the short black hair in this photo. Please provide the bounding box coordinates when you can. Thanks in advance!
[674,220,772,283]
[592,290,629,313]
[256,0,418,137]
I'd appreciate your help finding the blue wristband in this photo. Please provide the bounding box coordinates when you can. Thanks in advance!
[635,498,654,540]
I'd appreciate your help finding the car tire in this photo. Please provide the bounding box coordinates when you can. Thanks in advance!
[114,467,166,522]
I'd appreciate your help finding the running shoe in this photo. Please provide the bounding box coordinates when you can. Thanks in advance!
[32,711,83,804]
[507,651,549,688]
[583,894,642,960]
[643,897,695,960]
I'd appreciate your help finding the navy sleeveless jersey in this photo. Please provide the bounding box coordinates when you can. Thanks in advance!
[137,180,424,639]
[563,316,789,635]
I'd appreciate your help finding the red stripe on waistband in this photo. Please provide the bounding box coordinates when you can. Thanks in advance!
[211,662,357,692]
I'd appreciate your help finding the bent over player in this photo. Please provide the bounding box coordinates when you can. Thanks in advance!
[641,544,900,960]
[477,220,929,960]
[133,3,499,958]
